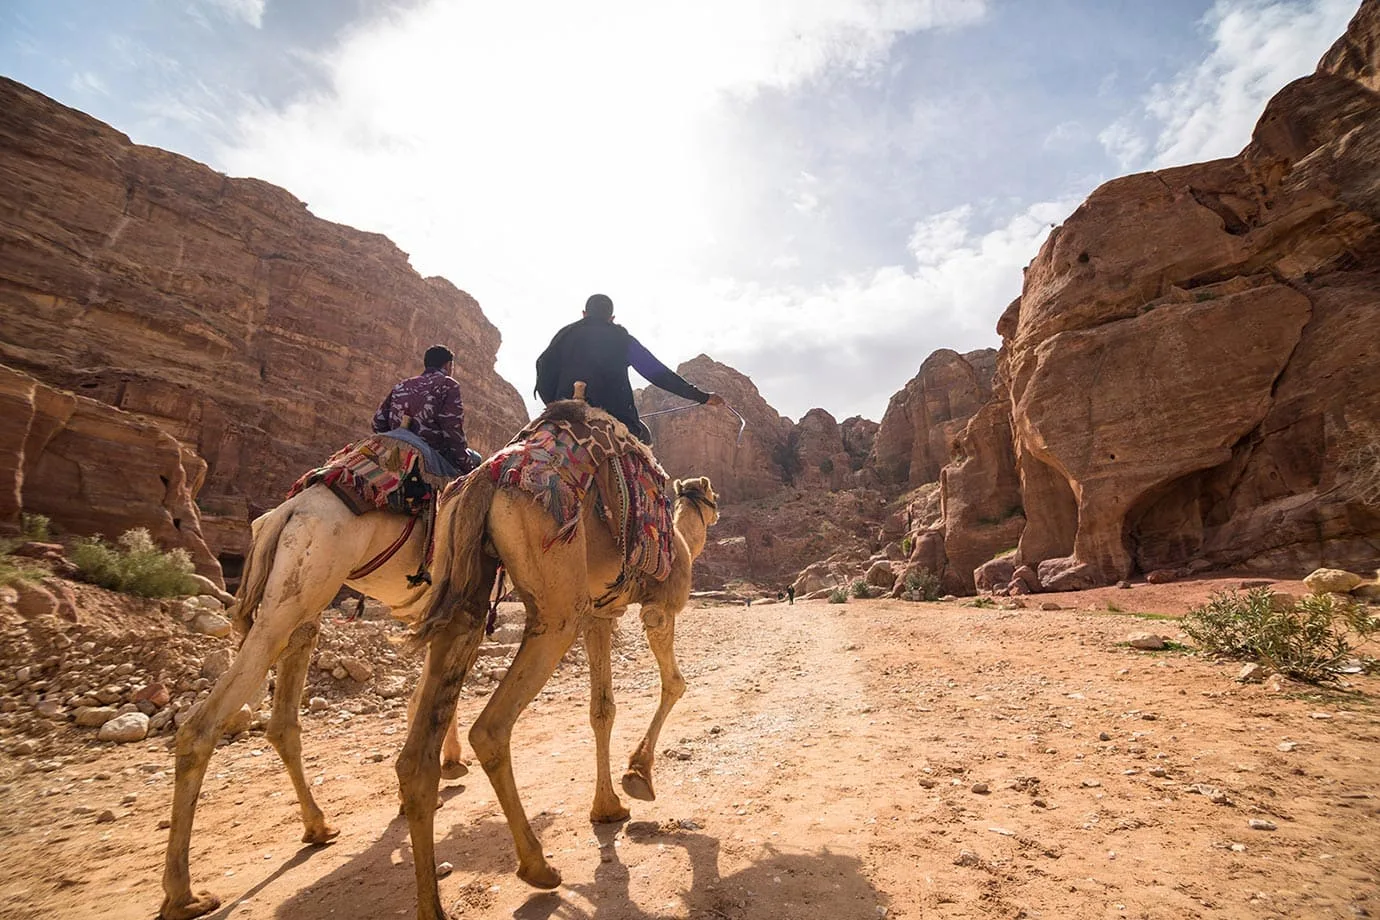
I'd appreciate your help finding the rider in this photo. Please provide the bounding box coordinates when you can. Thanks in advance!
[372,344,479,476]
[535,294,725,442]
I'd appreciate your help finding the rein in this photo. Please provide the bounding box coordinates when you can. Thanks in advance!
[640,402,747,445]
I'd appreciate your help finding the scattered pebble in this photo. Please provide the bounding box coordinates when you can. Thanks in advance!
[970,782,990,795]
[1248,819,1278,831]
[954,850,981,868]
[436,861,453,878]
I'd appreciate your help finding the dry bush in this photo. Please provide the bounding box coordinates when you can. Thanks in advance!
[70,528,198,598]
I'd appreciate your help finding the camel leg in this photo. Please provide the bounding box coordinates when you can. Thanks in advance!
[468,603,581,890]
[408,672,468,782]
[622,606,685,802]
[160,619,301,920]
[584,616,629,823]
[397,617,486,920]
[265,620,339,844]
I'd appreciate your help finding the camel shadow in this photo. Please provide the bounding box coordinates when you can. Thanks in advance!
[259,784,555,920]
[512,820,886,920]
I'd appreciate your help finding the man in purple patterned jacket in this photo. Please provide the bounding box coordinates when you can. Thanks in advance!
[372,345,479,476]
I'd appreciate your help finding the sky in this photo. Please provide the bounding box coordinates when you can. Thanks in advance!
[0,0,1359,422]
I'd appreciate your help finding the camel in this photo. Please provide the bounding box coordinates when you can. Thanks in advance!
[159,483,471,920]
[395,407,718,920]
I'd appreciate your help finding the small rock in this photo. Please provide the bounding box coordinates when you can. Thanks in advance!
[16,666,32,683]
[223,705,253,736]
[201,650,234,681]
[35,699,63,719]
[96,809,117,824]
[158,818,172,829]
[1126,633,1167,651]
[341,657,374,683]
[308,697,329,713]
[191,612,233,638]
[376,677,408,700]
[1277,741,1298,752]
[74,706,120,728]
[970,782,990,795]
[1238,663,1267,683]
[1081,779,1102,788]
[97,712,150,743]
[1145,569,1177,585]
[1098,732,1112,742]
[331,666,348,680]
[1248,819,1278,831]
[1303,568,1363,594]
[12,739,41,756]
[134,683,172,708]
[1040,602,1061,611]
[1115,580,1132,589]
[954,849,982,868]
[436,861,453,878]
[122,793,138,805]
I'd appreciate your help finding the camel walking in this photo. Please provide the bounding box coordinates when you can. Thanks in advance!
[159,484,469,920]
[395,409,718,920]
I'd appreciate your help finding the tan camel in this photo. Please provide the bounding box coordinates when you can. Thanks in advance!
[394,416,718,920]
[159,483,470,920]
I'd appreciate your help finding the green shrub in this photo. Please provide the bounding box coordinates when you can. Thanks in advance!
[70,528,199,598]
[966,596,996,609]
[900,535,914,557]
[902,568,942,602]
[850,578,870,599]
[1183,588,1377,683]
[20,513,50,542]
[0,556,38,588]
[828,587,848,604]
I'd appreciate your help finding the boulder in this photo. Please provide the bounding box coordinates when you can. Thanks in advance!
[1303,568,1364,594]
[97,712,150,743]
[200,649,234,681]
[191,612,232,638]
[73,706,119,727]
[1037,557,1100,592]
[13,582,58,619]
[974,557,1016,593]
[341,657,375,683]
[864,561,896,590]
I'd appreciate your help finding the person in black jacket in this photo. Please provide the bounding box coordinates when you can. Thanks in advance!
[535,293,725,443]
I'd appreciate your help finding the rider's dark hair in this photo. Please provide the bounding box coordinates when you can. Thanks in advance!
[584,293,614,320]
[423,345,454,370]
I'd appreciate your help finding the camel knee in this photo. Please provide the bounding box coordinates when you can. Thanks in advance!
[467,721,508,772]
[264,717,300,753]
[665,675,686,701]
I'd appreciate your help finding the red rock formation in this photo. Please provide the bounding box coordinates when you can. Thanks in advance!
[989,1,1380,586]
[794,408,850,491]
[638,356,793,503]
[0,78,528,564]
[0,365,219,578]
[869,348,997,491]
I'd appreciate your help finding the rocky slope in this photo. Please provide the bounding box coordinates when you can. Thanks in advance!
[0,78,528,566]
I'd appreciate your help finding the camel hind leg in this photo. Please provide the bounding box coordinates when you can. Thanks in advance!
[584,615,630,823]
[469,591,582,889]
[397,616,487,920]
[265,620,339,844]
[622,605,685,802]
[407,672,468,782]
[160,506,357,920]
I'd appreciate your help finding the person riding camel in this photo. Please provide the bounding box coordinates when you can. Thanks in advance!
[535,294,725,443]
[373,344,481,477]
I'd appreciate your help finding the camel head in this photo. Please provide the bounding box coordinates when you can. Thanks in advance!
[673,476,719,526]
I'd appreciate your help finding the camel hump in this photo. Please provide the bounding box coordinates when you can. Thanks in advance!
[572,381,588,402]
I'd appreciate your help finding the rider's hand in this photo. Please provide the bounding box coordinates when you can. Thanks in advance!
[705,393,727,407]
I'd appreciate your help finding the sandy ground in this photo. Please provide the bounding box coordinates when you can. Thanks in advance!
[1,577,1377,920]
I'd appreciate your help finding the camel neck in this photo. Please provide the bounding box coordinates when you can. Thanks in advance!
[673,502,710,559]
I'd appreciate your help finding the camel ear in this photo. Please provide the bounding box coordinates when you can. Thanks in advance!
[672,479,685,497]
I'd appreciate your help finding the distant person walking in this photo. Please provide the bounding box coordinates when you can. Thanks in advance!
[786,584,795,605]
[535,293,725,443]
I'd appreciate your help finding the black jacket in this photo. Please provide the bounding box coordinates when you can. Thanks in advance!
[535,317,708,437]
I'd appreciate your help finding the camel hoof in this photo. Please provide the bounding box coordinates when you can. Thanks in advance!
[590,804,630,824]
[517,861,562,890]
[440,759,469,780]
[159,891,221,920]
[301,824,340,845]
[620,771,655,802]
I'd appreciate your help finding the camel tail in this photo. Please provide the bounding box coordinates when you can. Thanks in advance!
[228,499,297,638]
[413,471,499,645]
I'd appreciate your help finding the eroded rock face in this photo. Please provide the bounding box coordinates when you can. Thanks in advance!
[639,355,794,503]
[0,365,219,579]
[870,348,997,491]
[992,2,1380,585]
[0,78,528,561]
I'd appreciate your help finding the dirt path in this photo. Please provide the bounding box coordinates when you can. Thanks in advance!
[1,592,1377,920]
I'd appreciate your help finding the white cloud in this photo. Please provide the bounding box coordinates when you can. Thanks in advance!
[1100,0,1354,171]
[212,0,990,419]
[201,0,266,29]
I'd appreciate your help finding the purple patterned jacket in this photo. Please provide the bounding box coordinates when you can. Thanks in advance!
[371,369,476,474]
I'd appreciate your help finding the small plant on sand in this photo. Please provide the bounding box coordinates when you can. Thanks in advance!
[828,587,848,604]
[1105,599,1124,613]
[70,528,199,598]
[966,596,996,609]
[850,578,870,599]
[0,555,39,588]
[1183,587,1378,683]
[902,568,942,602]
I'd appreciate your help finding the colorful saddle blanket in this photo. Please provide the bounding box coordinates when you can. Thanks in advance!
[287,434,449,516]
[474,401,675,601]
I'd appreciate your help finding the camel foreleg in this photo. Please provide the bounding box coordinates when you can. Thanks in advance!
[265,620,339,844]
[407,668,468,782]
[397,617,486,920]
[622,606,685,802]
[583,616,629,823]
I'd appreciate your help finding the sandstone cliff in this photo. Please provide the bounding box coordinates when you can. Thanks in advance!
[870,348,998,492]
[0,79,529,565]
[934,0,1380,592]
[0,365,219,577]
